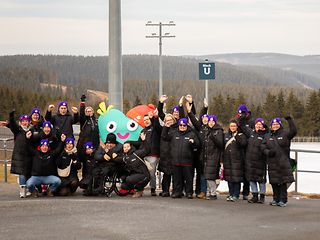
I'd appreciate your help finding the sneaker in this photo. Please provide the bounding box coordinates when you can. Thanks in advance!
[132,190,143,198]
[196,192,206,199]
[31,191,38,198]
[226,196,232,201]
[230,196,239,202]
[211,195,218,200]
[171,193,182,199]
[19,186,26,198]
[26,190,32,197]
[161,192,170,197]
[269,200,278,206]
[187,194,193,199]
[277,201,287,207]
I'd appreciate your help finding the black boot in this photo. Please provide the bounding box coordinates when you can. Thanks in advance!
[248,193,259,203]
[258,194,265,204]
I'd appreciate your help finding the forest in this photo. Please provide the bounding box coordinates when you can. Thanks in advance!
[0,54,319,136]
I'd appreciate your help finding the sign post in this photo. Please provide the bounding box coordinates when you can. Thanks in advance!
[199,60,215,101]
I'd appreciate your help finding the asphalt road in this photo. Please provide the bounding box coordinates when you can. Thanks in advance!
[1,183,320,240]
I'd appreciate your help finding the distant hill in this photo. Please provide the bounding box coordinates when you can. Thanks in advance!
[0,54,318,106]
[198,53,320,79]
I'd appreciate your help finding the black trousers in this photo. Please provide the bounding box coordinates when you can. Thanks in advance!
[271,183,288,203]
[122,173,150,191]
[173,166,194,195]
[161,173,172,193]
[242,180,250,196]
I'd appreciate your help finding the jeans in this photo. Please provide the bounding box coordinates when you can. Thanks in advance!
[19,175,28,186]
[26,176,61,193]
[250,181,266,194]
[228,182,241,198]
[144,156,159,189]
[200,175,207,193]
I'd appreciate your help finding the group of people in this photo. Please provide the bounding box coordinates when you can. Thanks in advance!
[0,93,297,207]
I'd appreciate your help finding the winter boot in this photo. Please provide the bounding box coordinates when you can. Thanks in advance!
[132,190,143,198]
[248,193,259,203]
[258,194,265,204]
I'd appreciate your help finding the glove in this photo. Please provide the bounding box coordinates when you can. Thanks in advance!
[284,115,292,120]
[80,94,86,102]
[9,109,15,118]
[268,150,276,157]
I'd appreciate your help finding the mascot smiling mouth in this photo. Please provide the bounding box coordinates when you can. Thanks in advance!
[117,132,130,139]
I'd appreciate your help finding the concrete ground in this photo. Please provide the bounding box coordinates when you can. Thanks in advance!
[1,183,320,240]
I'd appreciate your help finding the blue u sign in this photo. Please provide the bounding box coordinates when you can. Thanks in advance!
[199,62,215,80]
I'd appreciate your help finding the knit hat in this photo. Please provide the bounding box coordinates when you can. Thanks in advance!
[105,133,118,144]
[42,121,53,129]
[172,105,180,113]
[84,141,94,149]
[208,115,217,123]
[30,108,41,116]
[237,104,249,114]
[255,118,265,125]
[201,114,209,119]
[65,138,75,145]
[19,114,30,122]
[178,118,188,126]
[58,101,68,108]
[40,139,49,146]
[85,106,94,113]
[270,118,282,126]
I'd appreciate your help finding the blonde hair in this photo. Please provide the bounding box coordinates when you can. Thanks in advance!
[164,113,177,124]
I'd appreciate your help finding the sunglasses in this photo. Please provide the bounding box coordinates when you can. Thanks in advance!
[179,124,187,127]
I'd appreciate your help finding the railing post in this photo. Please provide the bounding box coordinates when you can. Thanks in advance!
[4,140,8,183]
[294,151,298,193]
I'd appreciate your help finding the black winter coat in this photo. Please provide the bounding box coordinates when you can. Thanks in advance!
[162,126,200,166]
[30,129,60,150]
[242,126,267,183]
[56,149,81,186]
[45,110,79,138]
[113,145,150,177]
[223,132,247,182]
[261,117,297,184]
[94,143,123,174]
[7,112,32,176]
[29,142,64,176]
[77,103,100,152]
[158,123,174,175]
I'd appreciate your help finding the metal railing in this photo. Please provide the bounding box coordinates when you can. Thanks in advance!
[291,148,320,193]
[0,137,14,182]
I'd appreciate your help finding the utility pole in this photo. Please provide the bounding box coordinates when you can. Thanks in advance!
[108,0,123,111]
[146,21,175,97]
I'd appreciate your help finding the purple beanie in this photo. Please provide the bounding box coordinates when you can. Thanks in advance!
[30,108,41,116]
[172,105,180,113]
[255,118,265,125]
[178,118,188,126]
[58,101,68,108]
[270,118,282,126]
[208,115,217,123]
[40,139,49,146]
[65,138,75,145]
[201,114,209,119]
[84,141,94,149]
[19,114,30,122]
[42,121,53,129]
[237,104,249,114]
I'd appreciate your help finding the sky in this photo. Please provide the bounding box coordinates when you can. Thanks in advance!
[0,0,319,56]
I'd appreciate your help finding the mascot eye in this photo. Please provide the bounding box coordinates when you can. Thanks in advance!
[106,121,117,133]
[127,120,138,132]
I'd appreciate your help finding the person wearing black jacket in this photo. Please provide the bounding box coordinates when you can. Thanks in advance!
[223,119,247,202]
[1,111,32,198]
[158,113,176,197]
[236,103,254,200]
[261,116,297,207]
[26,135,65,197]
[56,138,81,196]
[29,108,45,140]
[240,118,268,203]
[162,118,200,199]
[92,133,123,195]
[45,101,79,138]
[77,94,100,176]
[79,142,96,196]
[111,139,150,198]
[28,121,60,151]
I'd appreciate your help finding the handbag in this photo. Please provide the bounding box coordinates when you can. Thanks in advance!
[57,160,73,177]
[133,153,154,172]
